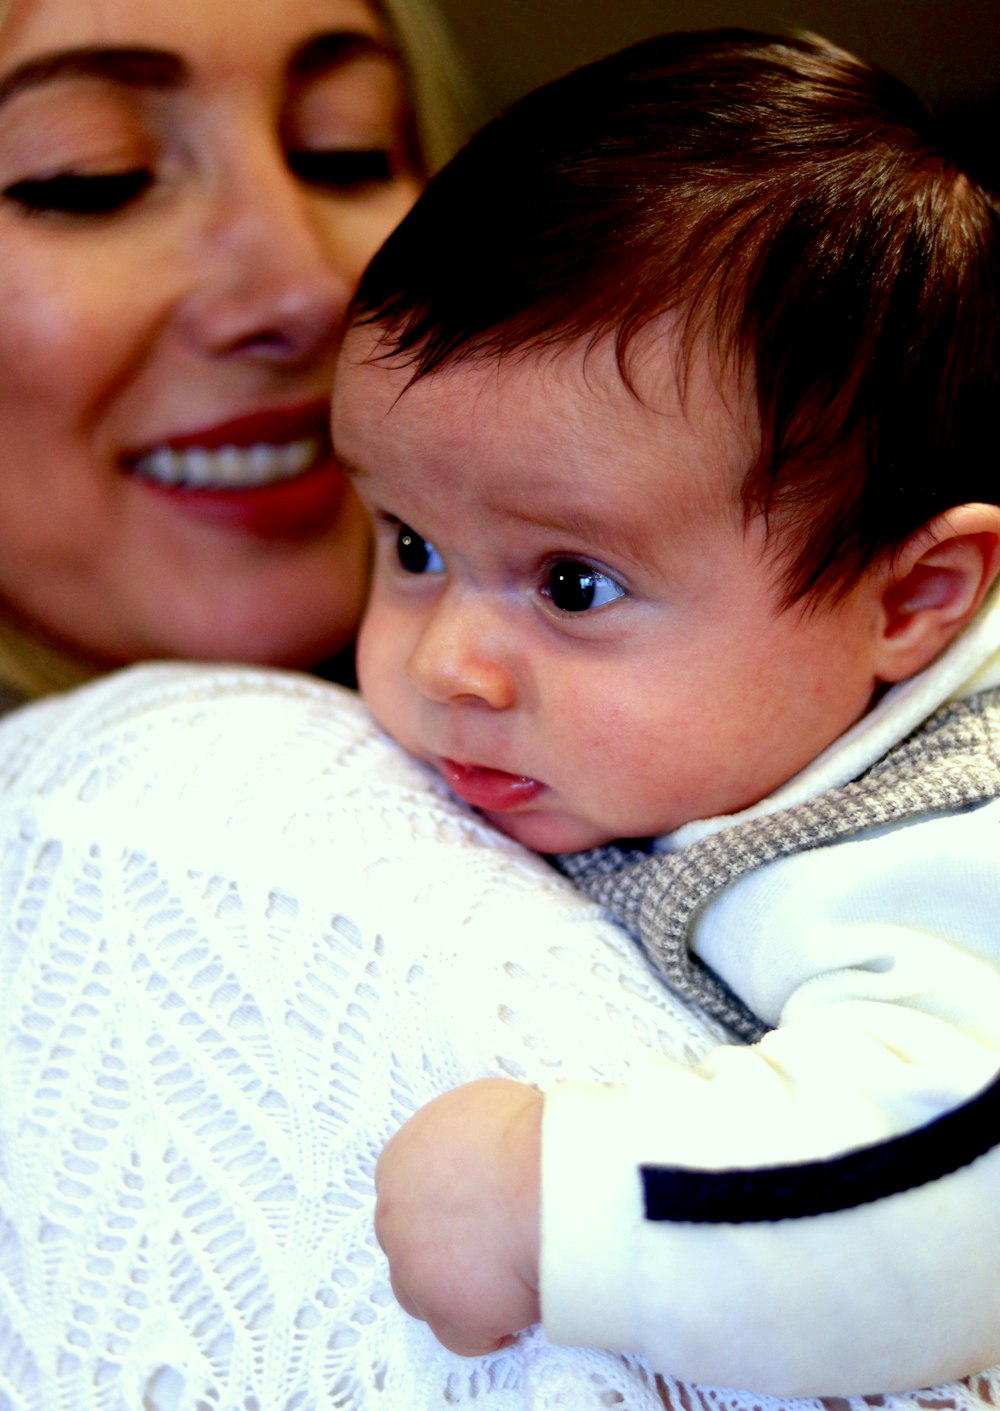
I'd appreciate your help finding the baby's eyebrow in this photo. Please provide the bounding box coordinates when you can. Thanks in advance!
[0,47,187,109]
[505,502,650,563]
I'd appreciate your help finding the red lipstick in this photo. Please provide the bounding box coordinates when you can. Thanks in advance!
[140,464,350,538]
[132,400,332,454]
[124,400,351,538]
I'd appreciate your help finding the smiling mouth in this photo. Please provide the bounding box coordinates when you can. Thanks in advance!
[130,437,325,491]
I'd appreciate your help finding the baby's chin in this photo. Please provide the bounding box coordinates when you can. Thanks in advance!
[478,805,618,857]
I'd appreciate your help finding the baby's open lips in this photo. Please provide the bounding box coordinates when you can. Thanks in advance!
[437,759,545,812]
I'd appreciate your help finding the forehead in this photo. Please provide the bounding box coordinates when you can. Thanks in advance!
[0,0,390,74]
[336,321,756,532]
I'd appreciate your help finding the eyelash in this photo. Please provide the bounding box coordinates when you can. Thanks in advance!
[2,147,395,219]
[287,148,395,190]
[3,169,153,217]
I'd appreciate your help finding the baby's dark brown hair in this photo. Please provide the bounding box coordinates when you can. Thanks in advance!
[351,28,1000,603]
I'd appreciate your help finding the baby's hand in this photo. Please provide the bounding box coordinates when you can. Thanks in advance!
[374,1078,544,1356]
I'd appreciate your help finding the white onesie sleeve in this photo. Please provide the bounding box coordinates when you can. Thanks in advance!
[542,802,1000,1395]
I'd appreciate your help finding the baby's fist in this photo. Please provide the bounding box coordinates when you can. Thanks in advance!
[375,1078,544,1356]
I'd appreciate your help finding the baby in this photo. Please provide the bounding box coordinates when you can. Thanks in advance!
[332,29,1000,1398]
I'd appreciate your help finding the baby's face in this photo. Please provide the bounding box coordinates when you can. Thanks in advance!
[334,323,884,852]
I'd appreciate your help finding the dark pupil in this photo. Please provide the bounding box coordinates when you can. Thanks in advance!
[549,562,596,612]
[398,526,431,572]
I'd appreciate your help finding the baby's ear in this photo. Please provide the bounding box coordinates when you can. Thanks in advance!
[874,504,1000,684]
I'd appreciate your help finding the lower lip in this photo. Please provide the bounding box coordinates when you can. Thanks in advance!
[438,759,545,812]
[128,459,351,539]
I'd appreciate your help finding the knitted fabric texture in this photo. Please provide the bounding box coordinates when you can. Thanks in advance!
[0,666,718,1411]
[558,688,1000,1043]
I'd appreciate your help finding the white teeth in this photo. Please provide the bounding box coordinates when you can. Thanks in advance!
[132,437,321,489]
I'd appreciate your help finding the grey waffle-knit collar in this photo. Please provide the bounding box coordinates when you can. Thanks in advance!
[557,688,1000,1043]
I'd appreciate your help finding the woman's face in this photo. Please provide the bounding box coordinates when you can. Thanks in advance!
[0,0,420,669]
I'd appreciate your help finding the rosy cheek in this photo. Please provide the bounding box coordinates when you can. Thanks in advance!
[0,256,118,402]
[0,270,62,388]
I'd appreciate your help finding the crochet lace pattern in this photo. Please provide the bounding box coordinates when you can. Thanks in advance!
[0,665,997,1410]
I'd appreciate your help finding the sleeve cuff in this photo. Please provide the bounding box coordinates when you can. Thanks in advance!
[539,1080,644,1351]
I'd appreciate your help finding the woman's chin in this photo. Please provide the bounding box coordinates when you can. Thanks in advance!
[120,559,367,672]
[102,603,361,676]
[175,623,357,671]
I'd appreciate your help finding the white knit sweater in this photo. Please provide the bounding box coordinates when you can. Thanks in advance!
[0,663,715,1411]
[0,661,998,1411]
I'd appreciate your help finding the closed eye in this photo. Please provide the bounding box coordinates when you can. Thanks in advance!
[3,168,153,216]
[289,148,393,191]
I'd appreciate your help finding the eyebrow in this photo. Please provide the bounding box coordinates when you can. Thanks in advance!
[289,31,400,83]
[344,453,653,563]
[0,47,188,110]
[0,30,396,113]
[509,502,652,564]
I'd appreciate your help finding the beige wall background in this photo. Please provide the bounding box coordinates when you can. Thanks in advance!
[435,0,999,184]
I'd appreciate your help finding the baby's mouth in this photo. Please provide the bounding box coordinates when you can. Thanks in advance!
[130,438,324,491]
[438,759,545,812]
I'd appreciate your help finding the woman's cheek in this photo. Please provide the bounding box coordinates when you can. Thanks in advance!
[0,241,148,407]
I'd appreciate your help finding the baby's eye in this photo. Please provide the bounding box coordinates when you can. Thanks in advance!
[544,560,626,613]
[289,148,394,191]
[396,524,444,574]
[2,169,153,217]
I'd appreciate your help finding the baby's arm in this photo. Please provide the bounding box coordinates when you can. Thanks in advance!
[374,1079,543,1356]
[377,1047,1000,1395]
[376,803,1000,1395]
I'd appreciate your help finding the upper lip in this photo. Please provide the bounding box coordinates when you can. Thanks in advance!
[124,398,333,460]
[440,757,537,784]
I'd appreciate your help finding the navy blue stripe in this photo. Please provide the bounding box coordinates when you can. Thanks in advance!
[642,1065,1000,1224]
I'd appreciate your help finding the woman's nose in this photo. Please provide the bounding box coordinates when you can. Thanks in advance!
[177,145,356,367]
[407,599,517,711]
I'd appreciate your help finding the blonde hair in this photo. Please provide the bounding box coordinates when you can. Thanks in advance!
[0,620,100,699]
[0,0,480,702]
[377,0,483,171]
